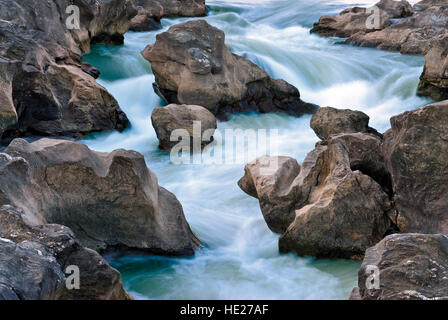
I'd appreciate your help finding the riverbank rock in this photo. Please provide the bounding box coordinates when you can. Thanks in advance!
[310,107,378,140]
[142,20,318,120]
[239,119,395,259]
[151,104,217,152]
[417,38,448,101]
[311,0,447,55]
[382,100,448,235]
[0,205,132,300]
[0,0,135,142]
[130,0,206,31]
[0,138,199,255]
[351,233,448,300]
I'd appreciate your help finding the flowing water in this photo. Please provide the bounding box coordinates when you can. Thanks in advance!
[83,0,431,299]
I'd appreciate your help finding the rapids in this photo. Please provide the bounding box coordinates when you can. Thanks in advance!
[82,0,431,299]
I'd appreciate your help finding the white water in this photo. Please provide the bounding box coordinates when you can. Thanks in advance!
[83,0,431,299]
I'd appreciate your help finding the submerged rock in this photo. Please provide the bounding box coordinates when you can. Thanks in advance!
[417,38,448,101]
[0,0,135,141]
[151,104,217,152]
[0,138,199,255]
[382,100,448,235]
[0,205,131,300]
[142,20,318,120]
[130,0,206,31]
[351,233,448,300]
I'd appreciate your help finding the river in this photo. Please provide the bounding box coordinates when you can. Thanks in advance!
[82,0,431,299]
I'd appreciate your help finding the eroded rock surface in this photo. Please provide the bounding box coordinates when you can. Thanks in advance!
[130,0,206,31]
[239,119,395,259]
[142,20,318,120]
[351,233,448,300]
[417,38,448,101]
[0,205,131,300]
[0,138,199,255]
[382,100,448,235]
[311,0,447,55]
[0,0,134,141]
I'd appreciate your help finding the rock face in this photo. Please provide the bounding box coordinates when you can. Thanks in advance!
[0,138,199,255]
[310,107,375,140]
[130,0,206,31]
[311,0,447,55]
[417,38,448,101]
[142,20,318,120]
[0,205,131,300]
[239,112,395,259]
[351,233,448,300]
[151,104,217,151]
[0,0,134,141]
[382,100,448,235]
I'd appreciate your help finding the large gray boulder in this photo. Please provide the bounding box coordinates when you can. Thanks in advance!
[142,20,318,120]
[0,138,199,255]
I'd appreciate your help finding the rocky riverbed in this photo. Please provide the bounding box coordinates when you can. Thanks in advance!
[1,0,447,300]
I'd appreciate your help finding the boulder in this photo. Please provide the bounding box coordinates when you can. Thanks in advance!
[311,0,447,55]
[238,156,301,234]
[142,20,318,120]
[382,100,448,235]
[310,107,375,140]
[239,130,395,259]
[0,138,199,255]
[351,233,448,300]
[151,104,217,152]
[130,0,206,31]
[417,38,448,101]
[0,205,132,300]
[0,0,135,141]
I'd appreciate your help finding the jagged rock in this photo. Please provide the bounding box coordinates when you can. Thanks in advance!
[239,130,395,259]
[130,0,206,31]
[417,38,448,101]
[382,100,448,235]
[0,205,131,300]
[0,138,199,255]
[151,104,217,152]
[310,107,374,140]
[142,20,318,120]
[311,0,447,55]
[238,156,301,234]
[0,0,135,141]
[351,233,448,300]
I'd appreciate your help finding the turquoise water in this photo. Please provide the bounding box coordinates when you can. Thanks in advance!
[83,0,431,299]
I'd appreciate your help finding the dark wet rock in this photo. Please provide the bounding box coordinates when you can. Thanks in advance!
[382,100,448,235]
[351,233,448,300]
[130,0,206,31]
[151,104,217,152]
[417,38,448,101]
[142,20,318,120]
[0,0,135,141]
[0,138,199,255]
[0,205,131,300]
